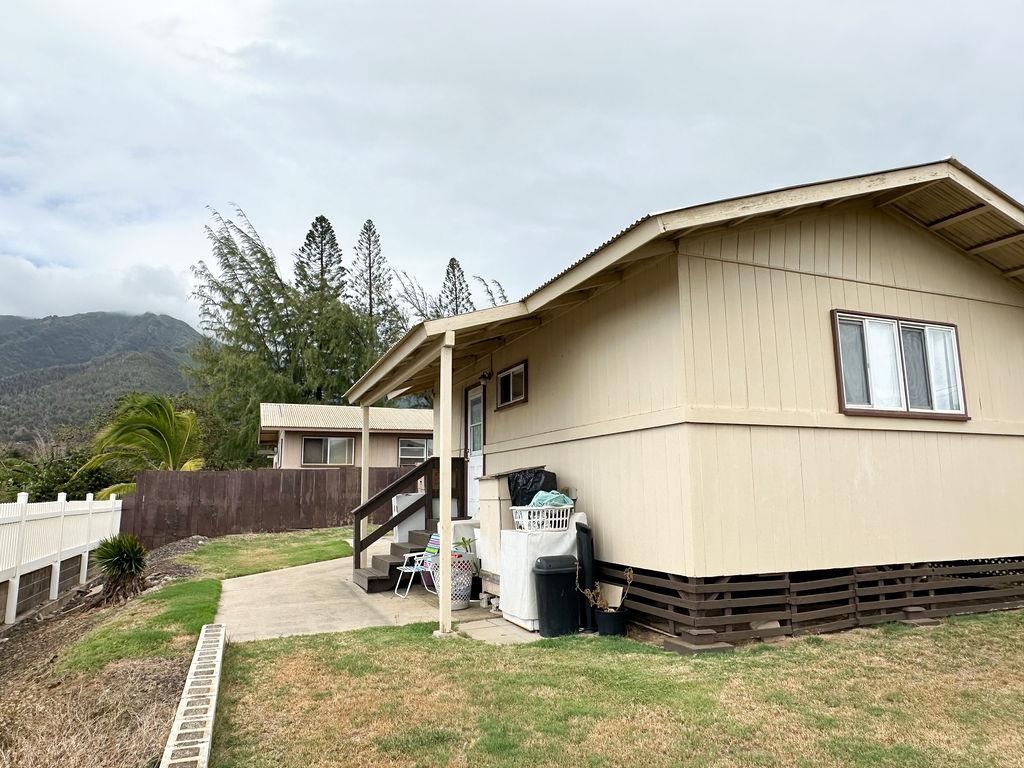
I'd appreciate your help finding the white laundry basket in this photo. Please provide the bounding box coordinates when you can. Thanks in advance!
[426,552,476,610]
[510,505,574,532]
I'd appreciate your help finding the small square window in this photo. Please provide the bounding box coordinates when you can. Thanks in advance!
[399,437,432,466]
[496,362,527,409]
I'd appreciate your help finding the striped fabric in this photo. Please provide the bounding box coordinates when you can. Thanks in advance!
[421,533,442,590]
[424,532,441,555]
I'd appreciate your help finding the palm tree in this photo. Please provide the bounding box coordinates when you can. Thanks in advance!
[78,394,204,498]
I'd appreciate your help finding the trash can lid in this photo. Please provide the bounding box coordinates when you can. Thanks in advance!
[533,555,578,573]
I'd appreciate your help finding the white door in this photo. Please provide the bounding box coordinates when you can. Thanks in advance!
[466,385,484,517]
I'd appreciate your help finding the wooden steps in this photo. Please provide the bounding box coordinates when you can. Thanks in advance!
[352,525,438,593]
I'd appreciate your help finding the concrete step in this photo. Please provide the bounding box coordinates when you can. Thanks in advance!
[663,637,734,656]
[353,567,394,593]
[676,628,721,645]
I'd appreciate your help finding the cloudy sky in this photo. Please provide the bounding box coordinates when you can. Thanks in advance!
[2,1,1023,328]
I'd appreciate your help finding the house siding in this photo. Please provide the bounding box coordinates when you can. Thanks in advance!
[683,423,1024,577]
[679,202,1024,576]
[277,431,428,469]
[448,255,692,574]
[447,201,1024,580]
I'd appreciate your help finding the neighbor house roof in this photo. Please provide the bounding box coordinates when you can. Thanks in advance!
[258,403,432,443]
[346,158,1024,405]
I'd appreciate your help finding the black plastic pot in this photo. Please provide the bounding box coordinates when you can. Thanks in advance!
[595,608,627,636]
[471,576,482,601]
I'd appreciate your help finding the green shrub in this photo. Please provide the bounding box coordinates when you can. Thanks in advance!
[94,532,148,603]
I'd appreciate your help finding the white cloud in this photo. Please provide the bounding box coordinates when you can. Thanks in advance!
[0,253,194,322]
[1,0,1023,322]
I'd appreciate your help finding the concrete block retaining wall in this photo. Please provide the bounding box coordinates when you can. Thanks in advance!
[15,565,52,616]
[160,623,227,768]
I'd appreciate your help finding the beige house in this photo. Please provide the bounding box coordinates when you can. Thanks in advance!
[258,403,433,469]
[345,159,1024,646]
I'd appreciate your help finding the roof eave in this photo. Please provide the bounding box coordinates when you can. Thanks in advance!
[345,158,1024,407]
[345,302,530,404]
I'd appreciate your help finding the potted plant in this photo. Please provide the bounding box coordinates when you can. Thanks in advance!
[578,567,634,636]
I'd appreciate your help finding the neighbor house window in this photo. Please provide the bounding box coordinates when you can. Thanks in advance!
[302,436,354,466]
[496,361,527,409]
[399,437,433,466]
[833,311,966,417]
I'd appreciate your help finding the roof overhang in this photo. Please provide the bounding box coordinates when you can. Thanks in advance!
[346,158,1024,405]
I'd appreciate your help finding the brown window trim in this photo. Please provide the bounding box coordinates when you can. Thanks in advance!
[494,360,528,411]
[830,309,970,422]
[300,435,356,467]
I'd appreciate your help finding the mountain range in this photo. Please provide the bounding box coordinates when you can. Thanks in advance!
[0,312,203,445]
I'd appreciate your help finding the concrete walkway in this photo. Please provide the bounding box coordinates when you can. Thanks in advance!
[215,539,508,642]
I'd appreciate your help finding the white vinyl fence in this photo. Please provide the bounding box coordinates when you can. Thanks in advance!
[0,491,121,624]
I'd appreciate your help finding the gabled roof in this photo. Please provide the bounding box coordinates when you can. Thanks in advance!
[346,158,1024,405]
[259,403,432,440]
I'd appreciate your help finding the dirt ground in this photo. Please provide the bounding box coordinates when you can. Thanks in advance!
[0,536,208,768]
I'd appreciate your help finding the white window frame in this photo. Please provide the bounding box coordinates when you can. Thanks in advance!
[301,436,355,466]
[833,310,967,418]
[496,361,527,409]
[398,437,432,466]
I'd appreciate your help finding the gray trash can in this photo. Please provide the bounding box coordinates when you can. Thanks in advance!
[534,555,580,638]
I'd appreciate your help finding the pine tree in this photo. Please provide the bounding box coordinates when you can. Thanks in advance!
[396,261,506,321]
[437,258,475,316]
[350,219,404,359]
[350,220,386,317]
[293,215,345,300]
[291,215,352,402]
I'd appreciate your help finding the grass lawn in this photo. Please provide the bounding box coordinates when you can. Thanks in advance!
[179,527,355,580]
[211,611,1024,768]
[62,579,222,672]
[2,527,360,768]
[62,527,354,673]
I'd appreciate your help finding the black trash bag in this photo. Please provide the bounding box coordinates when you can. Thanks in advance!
[506,469,557,507]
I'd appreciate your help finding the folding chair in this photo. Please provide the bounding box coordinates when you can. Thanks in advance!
[394,532,441,598]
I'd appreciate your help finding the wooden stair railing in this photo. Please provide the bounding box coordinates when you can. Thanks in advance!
[351,456,467,570]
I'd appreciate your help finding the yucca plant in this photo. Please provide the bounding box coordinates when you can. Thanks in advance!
[94,533,148,603]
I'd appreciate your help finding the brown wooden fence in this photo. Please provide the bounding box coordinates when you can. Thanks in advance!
[120,467,406,550]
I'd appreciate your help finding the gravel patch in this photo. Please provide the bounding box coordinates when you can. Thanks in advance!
[147,535,210,582]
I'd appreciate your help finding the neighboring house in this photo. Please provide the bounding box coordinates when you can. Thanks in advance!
[345,159,1024,646]
[258,403,433,469]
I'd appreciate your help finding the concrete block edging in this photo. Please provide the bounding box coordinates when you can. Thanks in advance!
[159,623,226,768]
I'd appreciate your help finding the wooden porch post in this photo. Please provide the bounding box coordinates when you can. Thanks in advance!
[436,330,455,635]
[358,405,370,569]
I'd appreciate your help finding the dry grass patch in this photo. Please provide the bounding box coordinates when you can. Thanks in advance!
[0,598,190,768]
[212,611,1024,768]
[0,657,188,768]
